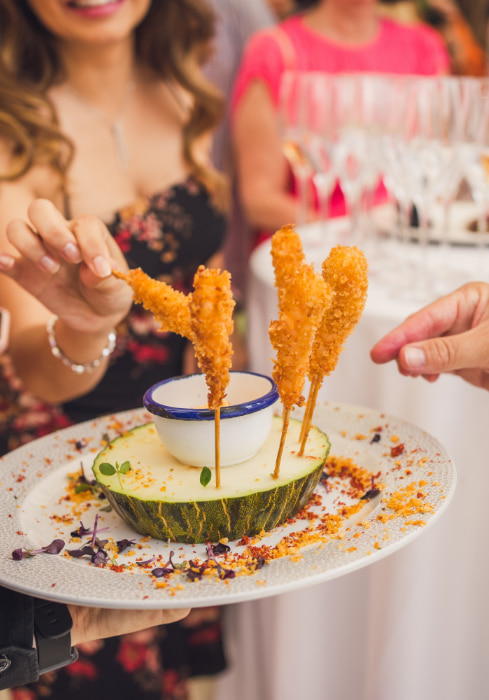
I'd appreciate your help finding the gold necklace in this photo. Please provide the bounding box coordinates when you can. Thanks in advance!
[66,82,134,170]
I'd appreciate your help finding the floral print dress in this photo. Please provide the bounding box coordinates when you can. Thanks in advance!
[0,177,228,700]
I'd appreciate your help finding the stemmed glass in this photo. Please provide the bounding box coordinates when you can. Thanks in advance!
[299,72,339,244]
[330,74,375,247]
[395,76,459,299]
[461,77,489,281]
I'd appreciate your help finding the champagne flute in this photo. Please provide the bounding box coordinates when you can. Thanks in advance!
[331,74,373,247]
[300,72,338,244]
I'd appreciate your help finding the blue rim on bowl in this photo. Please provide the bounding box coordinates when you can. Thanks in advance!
[143,371,279,421]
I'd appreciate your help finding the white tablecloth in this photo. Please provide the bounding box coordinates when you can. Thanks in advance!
[216,224,489,700]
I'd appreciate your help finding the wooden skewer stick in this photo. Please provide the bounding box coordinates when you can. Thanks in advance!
[299,376,321,456]
[214,407,221,488]
[299,380,316,446]
[273,406,291,479]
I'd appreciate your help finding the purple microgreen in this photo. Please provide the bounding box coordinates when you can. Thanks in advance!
[370,433,382,444]
[12,539,65,560]
[39,539,65,555]
[91,513,100,547]
[70,521,91,537]
[212,542,230,555]
[72,463,101,497]
[66,542,108,567]
[320,472,330,492]
[361,488,381,501]
[219,567,236,580]
[136,556,156,567]
[12,548,30,560]
[151,551,176,577]
[70,518,109,539]
[186,566,205,582]
[205,542,236,580]
[92,549,108,566]
[252,554,266,570]
[200,466,212,487]
[67,545,96,559]
[116,539,136,553]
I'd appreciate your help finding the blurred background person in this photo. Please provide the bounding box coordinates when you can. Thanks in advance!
[265,0,297,19]
[379,0,487,75]
[230,0,450,247]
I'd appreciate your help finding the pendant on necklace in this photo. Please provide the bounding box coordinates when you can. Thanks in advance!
[112,120,129,170]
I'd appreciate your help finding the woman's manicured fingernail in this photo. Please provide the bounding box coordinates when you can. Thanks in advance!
[0,253,15,270]
[404,347,426,369]
[39,255,60,274]
[92,255,111,277]
[62,242,81,263]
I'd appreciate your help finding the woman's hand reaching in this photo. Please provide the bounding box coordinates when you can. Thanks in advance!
[0,199,134,401]
[0,198,132,334]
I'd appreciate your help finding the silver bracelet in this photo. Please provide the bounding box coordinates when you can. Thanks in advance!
[47,315,117,375]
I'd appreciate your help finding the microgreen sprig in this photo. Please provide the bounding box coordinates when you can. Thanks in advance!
[12,539,65,561]
[98,460,131,490]
[200,466,212,487]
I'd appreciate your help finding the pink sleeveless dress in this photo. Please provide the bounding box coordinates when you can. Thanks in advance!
[231,14,450,223]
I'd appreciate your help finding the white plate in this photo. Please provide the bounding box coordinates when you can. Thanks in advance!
[0,403,455,609]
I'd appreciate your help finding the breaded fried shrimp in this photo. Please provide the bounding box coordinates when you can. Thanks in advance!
[269,262,329,409]
[112,268,192,339]
[271,224,305,300]
[189,265,235,410]
[299,246,368,453]
[310,245,368,378]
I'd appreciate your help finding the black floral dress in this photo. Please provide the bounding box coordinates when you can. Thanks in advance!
[0,177,228,700]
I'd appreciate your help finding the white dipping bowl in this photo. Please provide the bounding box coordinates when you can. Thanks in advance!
[143,371,279,467]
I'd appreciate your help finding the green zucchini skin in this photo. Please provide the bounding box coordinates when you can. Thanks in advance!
[93,418,330,544]
[98,464,324,543]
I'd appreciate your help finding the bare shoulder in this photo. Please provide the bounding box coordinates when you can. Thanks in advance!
[0,136,64,223]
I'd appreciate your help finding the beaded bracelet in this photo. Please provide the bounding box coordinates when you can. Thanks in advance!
[46,315,117,375]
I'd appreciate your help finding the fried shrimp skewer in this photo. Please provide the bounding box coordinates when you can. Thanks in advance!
[189,265,235,488]
[299,246,368,454]
[269,228,330,478]
[112,268,191,339]
[271,224,305,296]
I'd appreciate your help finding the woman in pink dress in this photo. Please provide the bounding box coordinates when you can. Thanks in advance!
[231,0,450,241]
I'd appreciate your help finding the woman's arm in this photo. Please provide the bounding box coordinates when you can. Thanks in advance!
[233,79,304,231]
[0,185,132,403]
